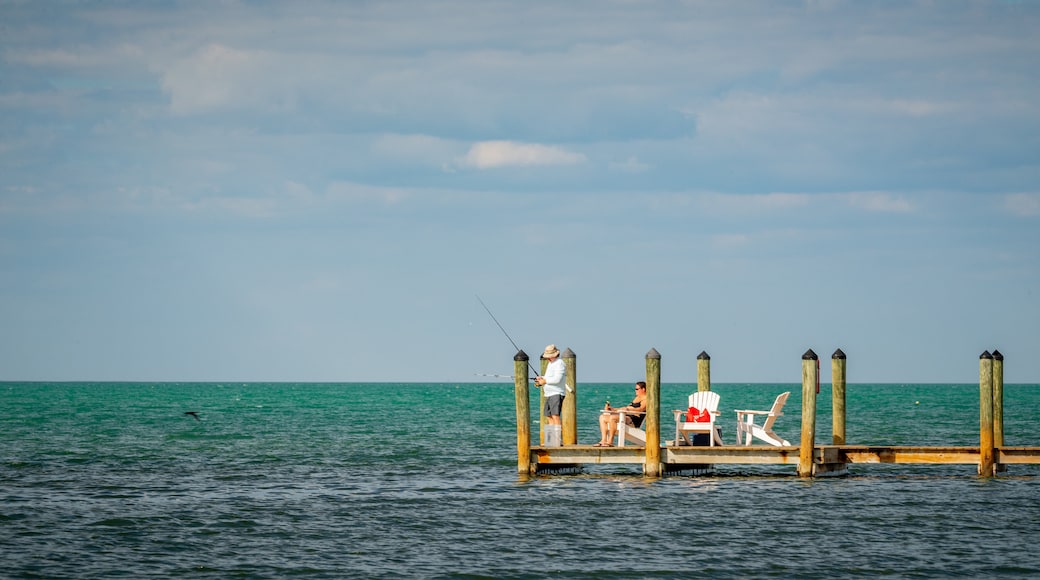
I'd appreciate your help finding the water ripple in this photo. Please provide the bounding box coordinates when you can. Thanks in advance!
[2,382,1039,578]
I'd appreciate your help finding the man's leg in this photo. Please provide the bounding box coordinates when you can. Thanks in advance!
[547,395,563,425]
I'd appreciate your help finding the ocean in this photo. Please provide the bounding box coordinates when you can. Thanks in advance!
[2,381,1039,578]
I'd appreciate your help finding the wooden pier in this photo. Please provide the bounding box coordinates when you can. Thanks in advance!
[514,348,1040,477]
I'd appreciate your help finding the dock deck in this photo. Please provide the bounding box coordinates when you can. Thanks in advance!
[531,444,1040,470]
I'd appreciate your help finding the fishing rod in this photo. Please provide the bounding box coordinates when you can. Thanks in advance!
[475,294,541,381]
[474,373,514,379]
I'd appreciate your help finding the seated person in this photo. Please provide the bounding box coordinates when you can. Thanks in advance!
[594,381,647,447]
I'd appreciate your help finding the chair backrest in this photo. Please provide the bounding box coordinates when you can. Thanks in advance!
[761,391,790,429]
[769,392,790,416]
[687,390,720,413]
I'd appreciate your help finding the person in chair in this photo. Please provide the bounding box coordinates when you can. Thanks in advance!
[594,381,647,447]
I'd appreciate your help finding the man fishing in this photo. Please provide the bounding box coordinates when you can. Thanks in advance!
[534,344,567,427]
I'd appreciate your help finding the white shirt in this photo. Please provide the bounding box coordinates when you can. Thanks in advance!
[541,357,567,398]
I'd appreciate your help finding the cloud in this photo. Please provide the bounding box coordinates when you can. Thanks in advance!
[1003,193,1040,217]
[885,99,957,117]
[161,44,275,114]
[325,181,410,204]
[609,156,650,173]
[457,140,586,169]
[5,43,147,69]
[707,228,814,254]
[700,192,811,215]
[844,191,914,213]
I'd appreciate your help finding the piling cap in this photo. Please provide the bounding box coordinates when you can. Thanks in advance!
[992,350,1003,361]
[514,349,529,362]
[697,351,710,360]
[980,350,992,359]
[832,349,846,359]
[562,347,576,358]
[802,349,818,360]
[646,347,661,359]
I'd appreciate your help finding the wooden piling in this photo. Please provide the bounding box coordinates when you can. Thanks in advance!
[697,351,711,392]
[562,348,577,445]
[992,350,1004,448]
[798,349,819,477]
[993,350,1006,473]
[979,351,995,476]
[811,349,850,477]
[514,350,531,474]
[644,348,662,477]
[832,349,847,445]
[538,354,548,445]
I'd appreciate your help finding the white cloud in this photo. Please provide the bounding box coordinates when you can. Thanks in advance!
[844,191,914,213]
[886,99,957,117]
[325,181,410,204]
[699,190,912,217]
[282,181,317,205]
[457,140,586,169]
[609,156,650,173]
[700,192,811,215]
[6,43,147,69]
[707,228,813,253]
[1003,193,1040,217]
[187,195,279,218]
[161,44,273,114]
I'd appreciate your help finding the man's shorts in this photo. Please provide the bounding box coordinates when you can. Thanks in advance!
[543,394,564,418]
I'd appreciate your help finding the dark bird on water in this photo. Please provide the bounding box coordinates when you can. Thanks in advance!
[184,411,200,420]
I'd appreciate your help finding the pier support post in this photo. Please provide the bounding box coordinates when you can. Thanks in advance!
[514,350,532,475]
[697,351,711,392]
[798,349,819,478]
[993,350,1006,473]
[813,349,850,477]
[992,349,1004,442]
[979,351,995,477]
[644,348,662,477]
[538,355,548,445]
[832,349,847,445]
[563,348,578,445]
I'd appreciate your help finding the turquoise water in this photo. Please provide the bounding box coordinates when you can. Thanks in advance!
[2,381,1039,578]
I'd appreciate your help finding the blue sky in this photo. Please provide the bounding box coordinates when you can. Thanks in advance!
[1,1,1038,384]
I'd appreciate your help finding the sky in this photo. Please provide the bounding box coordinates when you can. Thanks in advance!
[1,0,1038,384]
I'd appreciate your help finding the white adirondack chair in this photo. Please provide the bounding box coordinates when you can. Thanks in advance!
[735,391,791,446]
[671,391,723,446]
[616,410,646,447]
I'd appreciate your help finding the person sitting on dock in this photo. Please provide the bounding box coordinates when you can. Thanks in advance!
[594,381,647,447]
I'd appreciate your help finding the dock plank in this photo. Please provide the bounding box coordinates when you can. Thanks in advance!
[530,445,1040,469]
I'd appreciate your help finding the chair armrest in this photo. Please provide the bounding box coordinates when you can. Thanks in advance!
[734,409,770,415]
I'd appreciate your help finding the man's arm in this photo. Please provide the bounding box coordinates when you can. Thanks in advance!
[543,359,566,387]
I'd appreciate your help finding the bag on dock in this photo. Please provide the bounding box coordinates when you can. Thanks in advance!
[686,407,710,422]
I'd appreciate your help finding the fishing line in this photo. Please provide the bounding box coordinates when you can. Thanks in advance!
[475,294,541,380]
